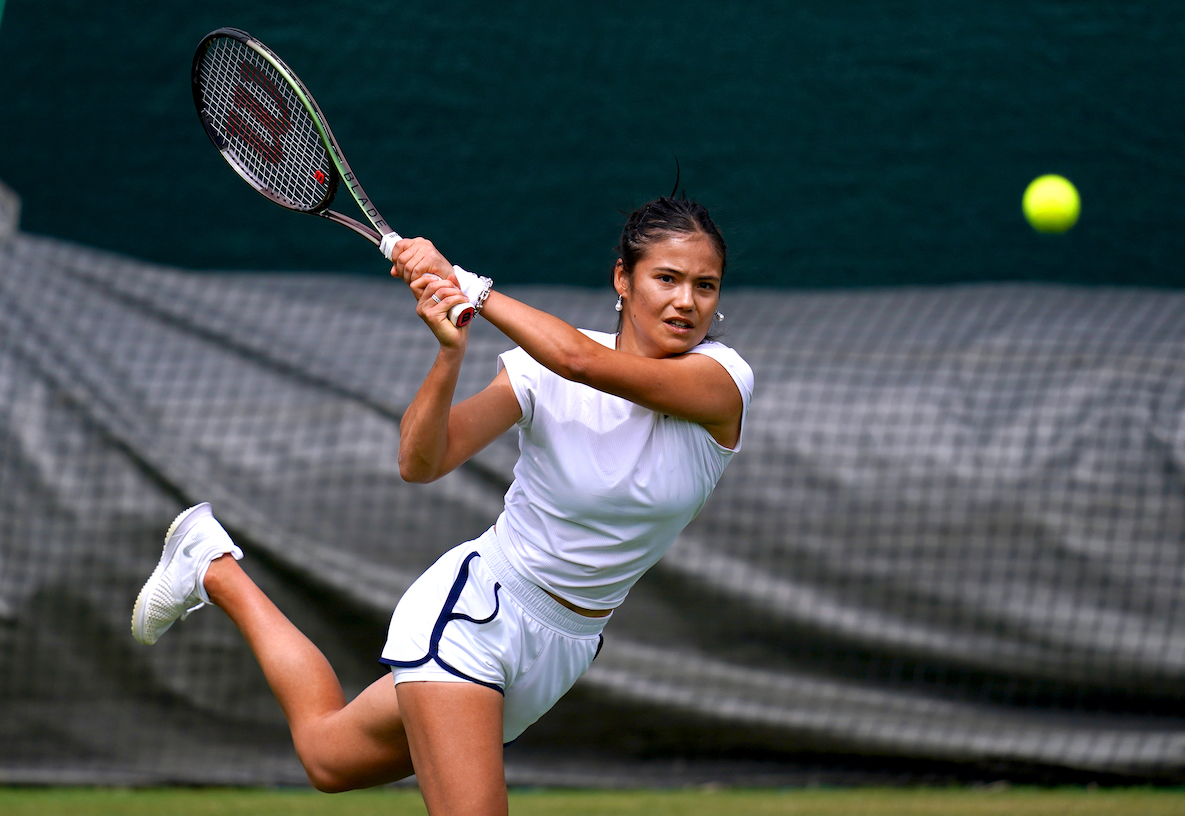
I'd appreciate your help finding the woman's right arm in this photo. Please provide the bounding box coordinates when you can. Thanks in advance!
[399,367,521,483]
[397,271,522,483]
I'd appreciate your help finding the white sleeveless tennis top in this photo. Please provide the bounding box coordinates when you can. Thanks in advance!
[493,330,754,609]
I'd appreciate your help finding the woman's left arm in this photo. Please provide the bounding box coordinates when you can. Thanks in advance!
[480,290,742,446]
[390,238,743,447]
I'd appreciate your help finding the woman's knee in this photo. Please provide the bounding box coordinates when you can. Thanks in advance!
[295,744,353,793]
[304,765,354,794]
[291,679,413,792]
[301,755,413,793]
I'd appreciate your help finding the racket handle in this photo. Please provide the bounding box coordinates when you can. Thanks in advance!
[385,239,475,327]
[449,302,476,328]
[378,231,404,262]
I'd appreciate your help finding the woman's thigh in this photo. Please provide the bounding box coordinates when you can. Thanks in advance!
[397,680,508,816]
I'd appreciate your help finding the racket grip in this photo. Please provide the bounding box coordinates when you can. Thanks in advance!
[378,231,404,262]
[449,302,476,328]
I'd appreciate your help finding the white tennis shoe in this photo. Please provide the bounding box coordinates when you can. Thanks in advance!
[131,503,242,645]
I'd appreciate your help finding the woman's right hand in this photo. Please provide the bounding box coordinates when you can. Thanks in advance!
[410,271,471,349]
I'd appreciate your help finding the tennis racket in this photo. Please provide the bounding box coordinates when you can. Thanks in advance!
[191,27,474,327]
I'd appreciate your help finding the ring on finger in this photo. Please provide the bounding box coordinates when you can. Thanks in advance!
[430,294,441,304]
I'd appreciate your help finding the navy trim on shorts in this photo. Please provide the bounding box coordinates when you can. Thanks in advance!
[381,551,505,695]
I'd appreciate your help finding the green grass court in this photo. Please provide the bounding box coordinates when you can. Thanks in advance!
[2,787,1183,816]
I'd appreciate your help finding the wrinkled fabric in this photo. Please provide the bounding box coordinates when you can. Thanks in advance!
[1,231,1183,785]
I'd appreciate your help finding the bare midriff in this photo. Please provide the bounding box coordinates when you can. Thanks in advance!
[544,589,614,618]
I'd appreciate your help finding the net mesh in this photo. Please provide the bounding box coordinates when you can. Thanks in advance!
[1,226,1183,786]
[196,36,333,211]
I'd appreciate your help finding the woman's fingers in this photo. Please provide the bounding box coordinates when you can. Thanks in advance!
[414,275,470,327]
[394,241,469,342]
[390,238,453,285]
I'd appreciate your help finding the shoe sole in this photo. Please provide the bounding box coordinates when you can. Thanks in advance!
[130,502,211,645]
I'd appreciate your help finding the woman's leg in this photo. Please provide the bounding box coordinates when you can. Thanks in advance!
[203,555,415,792]
[396,681,508,816]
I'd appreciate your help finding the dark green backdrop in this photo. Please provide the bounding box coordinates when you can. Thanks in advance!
[1,1,1182,287]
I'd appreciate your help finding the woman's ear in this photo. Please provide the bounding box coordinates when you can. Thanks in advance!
[613,259,628,298]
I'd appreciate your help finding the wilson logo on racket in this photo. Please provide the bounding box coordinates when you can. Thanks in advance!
[226,60,291,165]
[313,170,327,185]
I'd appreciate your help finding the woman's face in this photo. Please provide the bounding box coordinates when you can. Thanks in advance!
[614,232,723,359]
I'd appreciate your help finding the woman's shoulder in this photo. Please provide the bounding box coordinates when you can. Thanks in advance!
[687,340,754,403]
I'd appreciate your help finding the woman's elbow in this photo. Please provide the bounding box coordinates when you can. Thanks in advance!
[556,347,594,384]
[398,453,437,484]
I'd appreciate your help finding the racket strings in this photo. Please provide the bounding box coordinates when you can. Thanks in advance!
[198,37,332,211]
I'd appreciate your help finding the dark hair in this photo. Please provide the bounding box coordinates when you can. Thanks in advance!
[613,196,727,339]
[615,196,727,277]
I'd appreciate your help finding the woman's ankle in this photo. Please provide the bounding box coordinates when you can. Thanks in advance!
[201,553,240,606]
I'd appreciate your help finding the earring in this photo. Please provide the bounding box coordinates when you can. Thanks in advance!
[615,295,623,312]
[715,311,725,322]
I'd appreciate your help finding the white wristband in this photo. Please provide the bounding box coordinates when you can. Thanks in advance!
[451,265,493,312]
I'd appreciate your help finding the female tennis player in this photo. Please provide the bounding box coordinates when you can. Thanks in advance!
[132,195,752,815]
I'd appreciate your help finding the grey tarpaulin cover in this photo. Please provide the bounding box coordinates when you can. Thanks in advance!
[1,223,1183,785]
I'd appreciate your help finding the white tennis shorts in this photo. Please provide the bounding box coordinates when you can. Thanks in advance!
[380,527,608,743]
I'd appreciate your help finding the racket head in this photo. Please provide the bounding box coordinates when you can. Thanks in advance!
[192,28,338,215]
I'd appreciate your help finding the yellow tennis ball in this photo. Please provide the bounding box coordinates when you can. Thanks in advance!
[1023,174,1080,234]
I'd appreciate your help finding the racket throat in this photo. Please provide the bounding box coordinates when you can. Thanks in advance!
[339,170,391,237]
[320,208,382,244]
